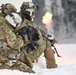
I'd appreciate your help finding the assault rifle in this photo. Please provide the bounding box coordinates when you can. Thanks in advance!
[15,26,39,53]
[40,30,61,57]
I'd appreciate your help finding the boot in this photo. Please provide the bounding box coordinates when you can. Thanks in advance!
[44,42,57,68]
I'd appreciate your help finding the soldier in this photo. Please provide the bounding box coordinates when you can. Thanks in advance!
[15,1,57,69]
[0,3,35,73]
[0,2,57,73]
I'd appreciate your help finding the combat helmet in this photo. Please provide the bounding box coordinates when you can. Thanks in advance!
[20,2,37,18]
[1,3,17,14]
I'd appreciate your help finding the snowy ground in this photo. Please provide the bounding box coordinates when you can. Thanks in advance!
[0,44,76,75]
[1,0,76,75]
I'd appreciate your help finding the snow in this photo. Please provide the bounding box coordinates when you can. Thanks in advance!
[0,44,76,75]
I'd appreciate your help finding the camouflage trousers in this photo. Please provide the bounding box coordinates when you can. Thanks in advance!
[0,40,57,73]
[0,41,46,73]
[0,49,34,73]
[0,60,34,73]
[27,40,46,62]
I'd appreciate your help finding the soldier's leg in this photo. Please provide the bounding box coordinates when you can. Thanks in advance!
[11,60,35,73]
[44,41,57,68]
[0,64,11,69]
[20,49,33,69]
[0,61,34,73]
[28,40,46,62]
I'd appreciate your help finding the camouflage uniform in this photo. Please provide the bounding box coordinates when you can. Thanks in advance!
[18,2,57,69]
[0,4,34,73]
[16,17,57,68]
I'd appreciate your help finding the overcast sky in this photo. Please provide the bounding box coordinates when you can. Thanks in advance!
[0,0,32,12]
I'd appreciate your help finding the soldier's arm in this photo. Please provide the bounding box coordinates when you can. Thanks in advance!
[0,17,24,49]
[2,28,24,49]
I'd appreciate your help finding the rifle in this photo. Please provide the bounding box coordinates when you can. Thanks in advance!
[16,26,39,53]
[40,29,61,57]
[21,40,38,53]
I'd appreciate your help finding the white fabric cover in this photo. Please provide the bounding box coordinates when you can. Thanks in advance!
[5,13,22,27]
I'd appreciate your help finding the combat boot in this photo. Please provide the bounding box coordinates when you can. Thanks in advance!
[44,42,57,68]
